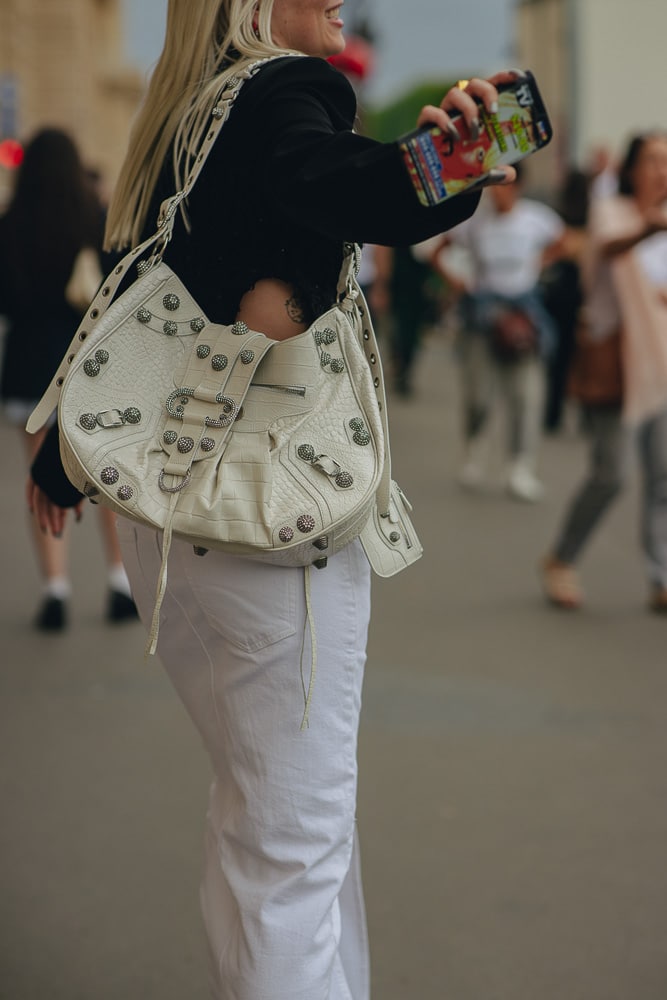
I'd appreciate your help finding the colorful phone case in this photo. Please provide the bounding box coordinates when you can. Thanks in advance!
[399,71,553,206]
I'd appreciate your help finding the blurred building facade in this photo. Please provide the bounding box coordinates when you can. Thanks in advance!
[0,0,143,202]
[517,0,667,191]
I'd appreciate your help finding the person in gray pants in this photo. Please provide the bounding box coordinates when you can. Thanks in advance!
[542,132,667,612]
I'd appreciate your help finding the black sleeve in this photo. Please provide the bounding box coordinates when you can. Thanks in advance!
[31,423,83,507]
[247,57,481,246]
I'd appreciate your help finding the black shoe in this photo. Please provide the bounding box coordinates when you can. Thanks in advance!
[35,597,67,632]
[107,590,139,623]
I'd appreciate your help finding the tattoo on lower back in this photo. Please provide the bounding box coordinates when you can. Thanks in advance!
[285,295,306,324]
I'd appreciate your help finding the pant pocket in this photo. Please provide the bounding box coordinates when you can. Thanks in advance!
[178,544,299,652]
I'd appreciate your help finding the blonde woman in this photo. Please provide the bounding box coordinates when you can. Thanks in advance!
[29,2,517,995]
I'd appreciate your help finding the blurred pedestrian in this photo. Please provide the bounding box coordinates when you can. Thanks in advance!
[542,132,667,612]
[433,167,565,500]
[541,168,591,432]
[0,128,137,630]
[374,242,439,397]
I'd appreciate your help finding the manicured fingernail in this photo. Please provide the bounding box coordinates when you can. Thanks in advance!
[488,168,507,182]
[510,68,527,77]
[446,121,460,142]
[53,531,63,539]
[490,101,499,115]
[470,118,480,141]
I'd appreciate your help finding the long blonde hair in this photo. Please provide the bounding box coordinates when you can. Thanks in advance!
[105,0,292,249]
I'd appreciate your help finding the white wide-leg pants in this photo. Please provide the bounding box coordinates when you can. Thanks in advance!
[117,521,371,1000]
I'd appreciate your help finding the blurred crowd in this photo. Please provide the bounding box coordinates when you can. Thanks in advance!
[360,133,667,614]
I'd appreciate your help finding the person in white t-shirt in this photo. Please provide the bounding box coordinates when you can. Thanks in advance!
[433,168,565,500]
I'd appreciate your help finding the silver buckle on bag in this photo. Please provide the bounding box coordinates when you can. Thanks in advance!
[95,409,126,428]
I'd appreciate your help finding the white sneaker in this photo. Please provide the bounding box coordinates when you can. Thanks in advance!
[507,462,545,503]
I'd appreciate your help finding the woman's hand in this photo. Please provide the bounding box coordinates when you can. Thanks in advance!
[26,477,83,537]
[416,71,525,187]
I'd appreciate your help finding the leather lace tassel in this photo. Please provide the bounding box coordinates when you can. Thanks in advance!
[146,491,181,657]
[299,565,318,731]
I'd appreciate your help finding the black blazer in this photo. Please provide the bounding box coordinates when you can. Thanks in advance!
[33,56,480,505]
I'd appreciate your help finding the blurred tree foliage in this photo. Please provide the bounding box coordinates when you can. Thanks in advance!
[362,79,457,141]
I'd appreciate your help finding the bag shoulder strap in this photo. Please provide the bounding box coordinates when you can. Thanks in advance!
[337,248,393,515]
[27,58,282,434]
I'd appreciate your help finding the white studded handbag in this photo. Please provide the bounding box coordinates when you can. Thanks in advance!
[28,61,423,650]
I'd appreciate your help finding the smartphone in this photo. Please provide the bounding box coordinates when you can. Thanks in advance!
[398,71,553,207]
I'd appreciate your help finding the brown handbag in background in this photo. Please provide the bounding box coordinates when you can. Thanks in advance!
[568,324,624,406]
[489,306,539,363]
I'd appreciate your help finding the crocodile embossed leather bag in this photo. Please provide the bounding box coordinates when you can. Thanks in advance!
[28,62,422,650]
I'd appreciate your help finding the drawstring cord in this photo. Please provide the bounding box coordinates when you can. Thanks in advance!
[300,565,318,731]
[146,490,180,658]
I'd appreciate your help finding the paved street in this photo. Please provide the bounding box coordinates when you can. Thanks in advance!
[2,335,667,1000]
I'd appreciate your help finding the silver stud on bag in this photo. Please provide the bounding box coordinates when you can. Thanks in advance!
[123,407,141,424]
[330,358,345,374]
[83,359,101,377]
[212,106,224,119]
[117,485,134,501]
[190,318,206,333]
[136,260,152,276]
[136,307,152,323]
[297,444,316,462]
[349,418,364,432]
[320,353,331,368]
[163,293,181,311]
[200,437,215,452]
[163,430,177,445]
[100,467,120,486]
[177,436,194,453]
[196,345,211,359]
[211,354,228,371]
[240,349,255,365]
[231,321,249,336]
[163,321,178,336]
[389,531,401,543]
[314,331,324,346]
[335,472,354,489]
[80,413,97,430]
[322,328,337,345]
[353,429,370,446]
[296,514,316,534]
[95,349,109,365]
[313,536,329,551]
[279,526,294,543]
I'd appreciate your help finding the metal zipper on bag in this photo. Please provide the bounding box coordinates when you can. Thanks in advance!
[251,382,307,397]
[381,486,415,550]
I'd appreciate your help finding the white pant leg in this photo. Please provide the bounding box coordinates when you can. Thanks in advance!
[117,521,371,1000]
[500,355,545,466]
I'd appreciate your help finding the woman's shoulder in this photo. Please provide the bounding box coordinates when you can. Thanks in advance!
[240,54,356,122]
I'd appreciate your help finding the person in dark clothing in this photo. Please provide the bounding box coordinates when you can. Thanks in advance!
[0,128,137,630]
[27,2,518,995]
[541,168,591,432]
